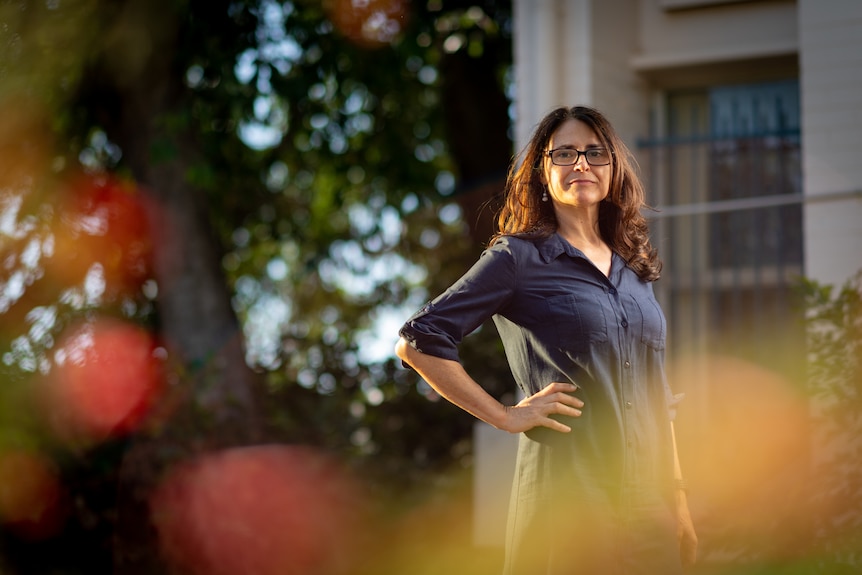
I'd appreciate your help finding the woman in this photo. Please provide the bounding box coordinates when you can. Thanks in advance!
[396,106,697,574]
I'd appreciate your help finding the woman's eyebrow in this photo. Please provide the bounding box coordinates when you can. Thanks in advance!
[551,143,603,149]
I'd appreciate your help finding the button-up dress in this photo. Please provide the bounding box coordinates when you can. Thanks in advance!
[399,233,682,575]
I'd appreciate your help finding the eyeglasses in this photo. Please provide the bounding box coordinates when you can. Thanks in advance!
[546,147,611,166]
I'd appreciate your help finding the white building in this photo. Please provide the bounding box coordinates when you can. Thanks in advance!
[474,0,862,565]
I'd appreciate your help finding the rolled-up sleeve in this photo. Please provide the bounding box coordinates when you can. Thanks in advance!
[399,239,517,364]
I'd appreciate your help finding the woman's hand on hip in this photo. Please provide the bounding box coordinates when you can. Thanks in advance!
[501,382,583,434]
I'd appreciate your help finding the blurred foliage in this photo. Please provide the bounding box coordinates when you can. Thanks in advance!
[798,272,862,572]
[1,0,515,572]
[681,274,862,575]
[689,273,862,575]
[694,273,862,575]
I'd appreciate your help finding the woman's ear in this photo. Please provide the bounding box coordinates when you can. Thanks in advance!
[535,151,550,184]
[538,163,548,185]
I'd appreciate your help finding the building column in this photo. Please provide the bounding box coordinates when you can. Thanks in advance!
[512,0,593,151]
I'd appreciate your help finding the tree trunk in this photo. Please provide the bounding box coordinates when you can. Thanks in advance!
[90,1,261,570]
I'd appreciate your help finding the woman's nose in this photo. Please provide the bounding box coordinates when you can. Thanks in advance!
[572,156,589,171]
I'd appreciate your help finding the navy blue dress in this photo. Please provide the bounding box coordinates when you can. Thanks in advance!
[400,234,682,574]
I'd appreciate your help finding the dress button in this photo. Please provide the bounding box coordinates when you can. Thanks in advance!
[624,361,631,368]
[608,288,617,295]
[621,320,628,328]
[626,401,632,409]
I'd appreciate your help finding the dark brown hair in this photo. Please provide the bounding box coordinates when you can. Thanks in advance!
[492,106,661,281]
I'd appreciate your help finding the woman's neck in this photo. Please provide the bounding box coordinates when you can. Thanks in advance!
[554,207,604,250]
[554,207,613,277]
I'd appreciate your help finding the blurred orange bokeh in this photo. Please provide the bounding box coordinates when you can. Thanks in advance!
[0,449,67,540]
[674,354,814,558]
[0,96,53,191]
[324,0,410,47]
[45,173,153,296]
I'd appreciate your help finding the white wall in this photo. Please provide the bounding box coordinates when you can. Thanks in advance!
[633,0,798,69]
[472,422,518,547]
[798,0,862,287]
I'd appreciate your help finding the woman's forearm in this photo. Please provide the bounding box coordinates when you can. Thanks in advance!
[395,337,510,430]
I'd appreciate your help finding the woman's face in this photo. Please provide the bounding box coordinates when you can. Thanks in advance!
[541,119,611,210]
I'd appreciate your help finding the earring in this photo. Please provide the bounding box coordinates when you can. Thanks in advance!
[541,188,548,202]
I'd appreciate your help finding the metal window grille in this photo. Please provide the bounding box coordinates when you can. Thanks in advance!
[637,82,806,407]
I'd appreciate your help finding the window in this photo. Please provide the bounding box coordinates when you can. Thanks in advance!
[638,80,804,398]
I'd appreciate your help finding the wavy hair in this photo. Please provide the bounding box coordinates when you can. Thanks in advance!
[492,106,661,281]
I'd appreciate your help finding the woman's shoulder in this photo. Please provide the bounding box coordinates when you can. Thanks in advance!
[481,235,540,265]
[488,233,551,253]
[488,232,567,266]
